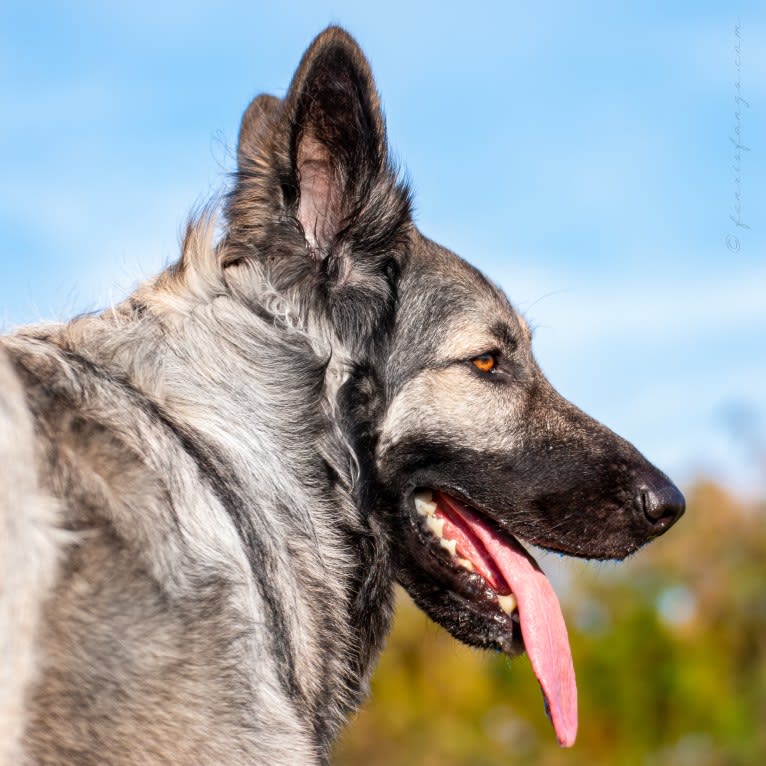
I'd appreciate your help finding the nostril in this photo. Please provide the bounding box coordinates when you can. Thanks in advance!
[639,487,650,517]
[637,483,686,529]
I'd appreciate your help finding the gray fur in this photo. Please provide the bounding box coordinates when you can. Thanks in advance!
[2,218,379,764]
[0,26,683,765]
[0,350,65,766]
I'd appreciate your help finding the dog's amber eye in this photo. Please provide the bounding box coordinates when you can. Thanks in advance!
[471,353,497,373]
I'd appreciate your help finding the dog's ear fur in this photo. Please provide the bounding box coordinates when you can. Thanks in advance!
[225,26,411,350]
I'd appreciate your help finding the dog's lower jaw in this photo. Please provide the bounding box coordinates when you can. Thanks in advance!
[397,487,578,746]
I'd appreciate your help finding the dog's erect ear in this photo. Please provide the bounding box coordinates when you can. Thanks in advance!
[225,27,411,351]
[236,94,282,168]
[227,26,410,264]
[283,26,390,254]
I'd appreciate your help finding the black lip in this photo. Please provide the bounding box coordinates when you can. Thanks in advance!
[401,484,524,654]
[383,439,679,561]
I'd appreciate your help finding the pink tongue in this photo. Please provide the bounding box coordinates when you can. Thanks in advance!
[439,495,578,747]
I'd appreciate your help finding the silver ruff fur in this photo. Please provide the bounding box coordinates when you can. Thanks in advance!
[0,27,684,765]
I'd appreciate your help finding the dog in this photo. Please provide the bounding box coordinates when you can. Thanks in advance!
[0,26,684,765]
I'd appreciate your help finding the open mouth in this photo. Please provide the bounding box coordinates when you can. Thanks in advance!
[412,488,578,748]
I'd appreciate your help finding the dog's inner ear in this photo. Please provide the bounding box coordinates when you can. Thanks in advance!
[286,33,385,258]
[296,132,344,254]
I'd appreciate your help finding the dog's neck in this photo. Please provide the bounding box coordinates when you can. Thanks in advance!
[29,220,396,736]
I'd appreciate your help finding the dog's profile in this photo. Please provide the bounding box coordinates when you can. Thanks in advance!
[0,26,684,765]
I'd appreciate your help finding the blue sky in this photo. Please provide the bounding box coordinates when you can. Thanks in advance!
[1,1,764,496]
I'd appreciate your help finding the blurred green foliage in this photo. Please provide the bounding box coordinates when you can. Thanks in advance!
[335,482,766,765]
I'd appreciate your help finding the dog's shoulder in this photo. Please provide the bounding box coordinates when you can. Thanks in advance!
[0,340,66,764]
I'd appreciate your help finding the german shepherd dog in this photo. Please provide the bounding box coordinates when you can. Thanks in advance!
[0,26,684,765]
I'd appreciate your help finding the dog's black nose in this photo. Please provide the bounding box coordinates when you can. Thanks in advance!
[636,480,685,532]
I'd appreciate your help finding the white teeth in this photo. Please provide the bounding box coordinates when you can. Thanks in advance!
[417,491,466,566]
[497,593,518,616]
[415,490,510,601]
[414,492,437,517]
[440,538,457,556]
[426,516,445,539]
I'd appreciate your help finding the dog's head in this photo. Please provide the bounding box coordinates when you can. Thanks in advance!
[225,27,684,746]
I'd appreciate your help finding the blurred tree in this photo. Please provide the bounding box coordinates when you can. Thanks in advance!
[334,482,766,766]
